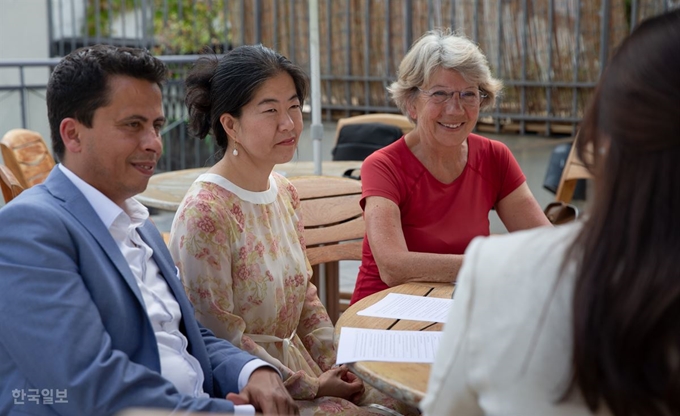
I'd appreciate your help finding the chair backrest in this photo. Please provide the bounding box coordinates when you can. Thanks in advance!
[331,113,415,162]
[1,129,56,189]
[555,134,593,203]
[290,175,364,323]
[334,113,415,138]
[0,164,25,203]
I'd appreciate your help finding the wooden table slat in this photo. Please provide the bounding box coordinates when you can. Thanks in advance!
[334,282,454,407]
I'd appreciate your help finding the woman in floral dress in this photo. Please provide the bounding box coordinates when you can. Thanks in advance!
[169,45,416,416]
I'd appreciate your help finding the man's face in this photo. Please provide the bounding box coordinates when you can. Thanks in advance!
[68,75,165,206]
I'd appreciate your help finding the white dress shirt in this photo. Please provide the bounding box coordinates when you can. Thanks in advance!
[59,164,272,415]
[421,223,612,416]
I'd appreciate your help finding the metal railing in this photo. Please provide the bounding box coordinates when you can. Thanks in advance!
[0,55,208,171]
[2,0,679,169]
[42,0,680,135]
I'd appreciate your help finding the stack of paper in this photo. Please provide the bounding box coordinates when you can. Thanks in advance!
[336,327,442,364]
[336,294,453,364]
[356,293,452,323]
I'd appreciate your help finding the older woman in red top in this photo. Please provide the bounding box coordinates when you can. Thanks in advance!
[351,29,551,304]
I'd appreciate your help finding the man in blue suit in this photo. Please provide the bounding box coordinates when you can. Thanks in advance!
[0,45,298,415]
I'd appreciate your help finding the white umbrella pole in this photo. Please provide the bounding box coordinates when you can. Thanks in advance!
[309,0,323,175]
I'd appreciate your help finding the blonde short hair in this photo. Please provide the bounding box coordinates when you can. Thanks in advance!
[388,29,502,120]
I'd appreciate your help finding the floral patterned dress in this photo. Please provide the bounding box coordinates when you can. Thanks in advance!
[169,172,416,416]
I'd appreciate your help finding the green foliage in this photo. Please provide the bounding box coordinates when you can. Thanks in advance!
[85,0,231,55]
[153,0,230,54]
[85,0,136,38]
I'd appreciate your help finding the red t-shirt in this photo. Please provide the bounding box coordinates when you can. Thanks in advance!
[350,133,526,304]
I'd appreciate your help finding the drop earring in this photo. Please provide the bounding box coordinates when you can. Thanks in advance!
[232,144,239,156]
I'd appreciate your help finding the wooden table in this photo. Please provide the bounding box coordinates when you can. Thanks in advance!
[334,282,455,407]
[136,160,362,211]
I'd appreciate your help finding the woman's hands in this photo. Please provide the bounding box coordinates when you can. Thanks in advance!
[316,365,365,402]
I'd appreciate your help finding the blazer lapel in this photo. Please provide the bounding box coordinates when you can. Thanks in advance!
[137,223,196,317]
[138,222,215,395]
[43,168,145,306]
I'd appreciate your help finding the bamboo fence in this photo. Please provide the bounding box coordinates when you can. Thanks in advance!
[218,0,678,131]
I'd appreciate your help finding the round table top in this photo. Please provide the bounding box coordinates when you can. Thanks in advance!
[135,160,362,211]
[334,282,455,407]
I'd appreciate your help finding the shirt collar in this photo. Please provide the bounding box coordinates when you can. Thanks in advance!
[58,164,149,230]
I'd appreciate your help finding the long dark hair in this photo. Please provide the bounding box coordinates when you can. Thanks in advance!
[566,9,680,415]
[184,44,309,156]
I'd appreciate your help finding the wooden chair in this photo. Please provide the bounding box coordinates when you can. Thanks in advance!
[555,135,593,203]
[291,176,364,324]
[1,129,56,189]
[0,164,24,203]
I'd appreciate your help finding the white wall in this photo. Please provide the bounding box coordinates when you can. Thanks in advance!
[0,0,51,157]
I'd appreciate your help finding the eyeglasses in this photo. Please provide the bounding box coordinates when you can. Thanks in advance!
[418,88,488,107]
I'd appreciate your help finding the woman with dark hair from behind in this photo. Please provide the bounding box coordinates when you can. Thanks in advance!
[421,9,680,416]
[169,44,417,415]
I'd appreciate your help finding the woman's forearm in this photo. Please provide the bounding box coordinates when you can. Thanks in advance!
[376,251,464,287]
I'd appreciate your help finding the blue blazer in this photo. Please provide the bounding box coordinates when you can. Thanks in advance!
[0,168,255,415]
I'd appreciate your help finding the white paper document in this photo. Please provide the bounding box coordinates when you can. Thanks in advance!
[357,293,453,323]
[336,327,443,364]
